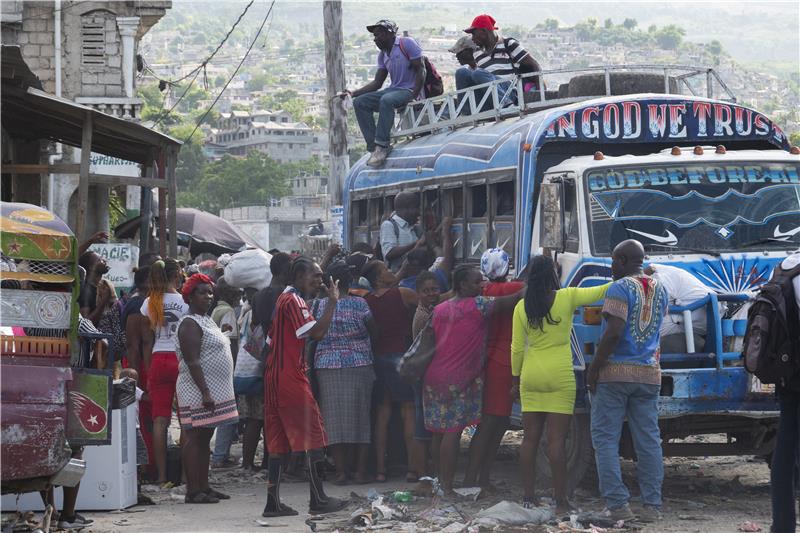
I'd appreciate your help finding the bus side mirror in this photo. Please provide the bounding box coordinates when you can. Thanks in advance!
[540,182,565,251]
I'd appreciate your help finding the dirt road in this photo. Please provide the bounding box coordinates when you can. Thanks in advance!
[57,431,776,533]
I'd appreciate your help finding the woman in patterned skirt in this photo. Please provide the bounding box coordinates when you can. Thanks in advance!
[176,273,239,504]
[313,260,377,484]
[424,265,522,496]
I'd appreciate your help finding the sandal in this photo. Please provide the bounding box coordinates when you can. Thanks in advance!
[261,503,299,518]
[205,487,230,500]
[185,492,219,504]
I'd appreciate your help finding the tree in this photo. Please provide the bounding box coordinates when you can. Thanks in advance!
[623,18,637,30]
[655,25,685,50]
[647,24,657,33]
[543,18,559,31]
[790,131,800,147]
[214,74,226,88]
[604,18,614,29]
[707,40,723,56]
[178,152,291,212]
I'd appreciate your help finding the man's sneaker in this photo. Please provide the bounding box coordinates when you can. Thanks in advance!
[600,503,636,521]
[366,145,392,167]
[309,496,348,515]
[638,505,663,522]
[57,513,94,530]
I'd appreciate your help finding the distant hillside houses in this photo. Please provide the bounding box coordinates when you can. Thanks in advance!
[203,109,328,163]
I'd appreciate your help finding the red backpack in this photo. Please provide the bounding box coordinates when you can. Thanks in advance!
[397,37,444,97]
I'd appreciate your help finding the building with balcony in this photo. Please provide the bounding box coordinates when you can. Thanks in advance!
[1,0,171,234]
[208,109,326,164]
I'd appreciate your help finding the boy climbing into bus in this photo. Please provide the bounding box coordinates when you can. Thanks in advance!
[345,20,425,168]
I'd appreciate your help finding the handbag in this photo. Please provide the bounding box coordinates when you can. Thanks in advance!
[234,310,264,396]
[398,315,436,384]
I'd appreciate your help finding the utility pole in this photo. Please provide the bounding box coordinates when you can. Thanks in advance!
[323,0,348,242]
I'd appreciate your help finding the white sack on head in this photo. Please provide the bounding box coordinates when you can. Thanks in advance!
[224,249,273,290]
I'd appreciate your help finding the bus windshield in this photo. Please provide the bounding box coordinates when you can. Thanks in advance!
[585,161,800,255]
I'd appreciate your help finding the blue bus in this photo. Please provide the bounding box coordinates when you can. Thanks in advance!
[343,68,799,488]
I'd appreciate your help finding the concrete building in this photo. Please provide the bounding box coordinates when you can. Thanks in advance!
[1,0,171,234]
[219,171,330,252]
[208,109,326,164]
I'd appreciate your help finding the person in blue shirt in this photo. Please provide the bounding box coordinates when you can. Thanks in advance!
[346,20,425,168]
[586,239,669,524]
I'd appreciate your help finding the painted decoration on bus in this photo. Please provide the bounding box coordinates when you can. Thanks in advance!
[584,162,800,255]
[544,100,787,145]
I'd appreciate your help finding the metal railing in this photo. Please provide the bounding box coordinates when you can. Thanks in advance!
[393,64,736,139]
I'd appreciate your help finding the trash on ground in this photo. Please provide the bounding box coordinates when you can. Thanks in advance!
[738,521,762,532]
[453,487,481,501]
[473,500,553,527]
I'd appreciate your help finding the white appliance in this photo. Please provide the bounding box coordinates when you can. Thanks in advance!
[2,403,138,512]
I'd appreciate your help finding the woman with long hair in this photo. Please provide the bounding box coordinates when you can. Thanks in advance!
[140,258,188,488]
[424,264,522,496]
[511,255,609,513]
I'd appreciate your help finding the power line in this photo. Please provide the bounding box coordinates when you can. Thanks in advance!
[142,0,255,87]
[183,0,276,144]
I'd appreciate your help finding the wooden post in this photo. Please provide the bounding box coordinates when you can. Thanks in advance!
[139,162,153,254]
[167,148,178,258]
[158,151,167,258]
[76,111,93,242]
[323,0,349,206]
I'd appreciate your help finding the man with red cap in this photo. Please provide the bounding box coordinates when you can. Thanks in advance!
[458,14,542,109]
[345,20,425,168]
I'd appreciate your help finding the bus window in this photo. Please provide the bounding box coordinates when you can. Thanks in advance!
[467,184,488,260]
[443,187,463,219]
[384,196,394,215]
[368,198,383,226]
[469,184,487,218]
[493,181,514,217]
[564,179,579,253]
[356,199,368,226]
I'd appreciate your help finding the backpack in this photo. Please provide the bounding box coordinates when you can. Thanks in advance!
[742,261,800,389]
[397,37,444,97]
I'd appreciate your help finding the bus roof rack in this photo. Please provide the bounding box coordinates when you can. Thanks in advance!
[392,64,736,139]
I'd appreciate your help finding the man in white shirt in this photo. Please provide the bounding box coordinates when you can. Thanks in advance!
[380,191,425,272]
[645,264,712,353]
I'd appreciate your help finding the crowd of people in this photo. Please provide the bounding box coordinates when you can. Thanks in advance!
[346,13,543,167]
[51,189,797,532]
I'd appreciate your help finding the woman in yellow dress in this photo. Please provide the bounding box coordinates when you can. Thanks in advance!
[511,255,610,513]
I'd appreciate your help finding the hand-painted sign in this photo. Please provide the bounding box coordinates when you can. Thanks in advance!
[587,163,800,192]
[545,100,788,146]
[66,369,112,446]
[89,243,139,290]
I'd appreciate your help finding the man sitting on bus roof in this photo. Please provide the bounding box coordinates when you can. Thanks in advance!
[345,20,425,168]
[458,14,542,108]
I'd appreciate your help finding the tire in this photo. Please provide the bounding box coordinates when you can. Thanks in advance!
[567,73,679,97]
[534,413,594,494]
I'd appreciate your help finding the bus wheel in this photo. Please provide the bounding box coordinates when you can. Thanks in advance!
[534,414,594,494]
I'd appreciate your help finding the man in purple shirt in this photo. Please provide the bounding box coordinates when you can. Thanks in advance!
[346,20,425,167]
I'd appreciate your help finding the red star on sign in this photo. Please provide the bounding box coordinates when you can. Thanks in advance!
[7,240,22,255]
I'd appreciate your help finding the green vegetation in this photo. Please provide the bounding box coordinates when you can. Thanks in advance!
[178,153,323,212]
